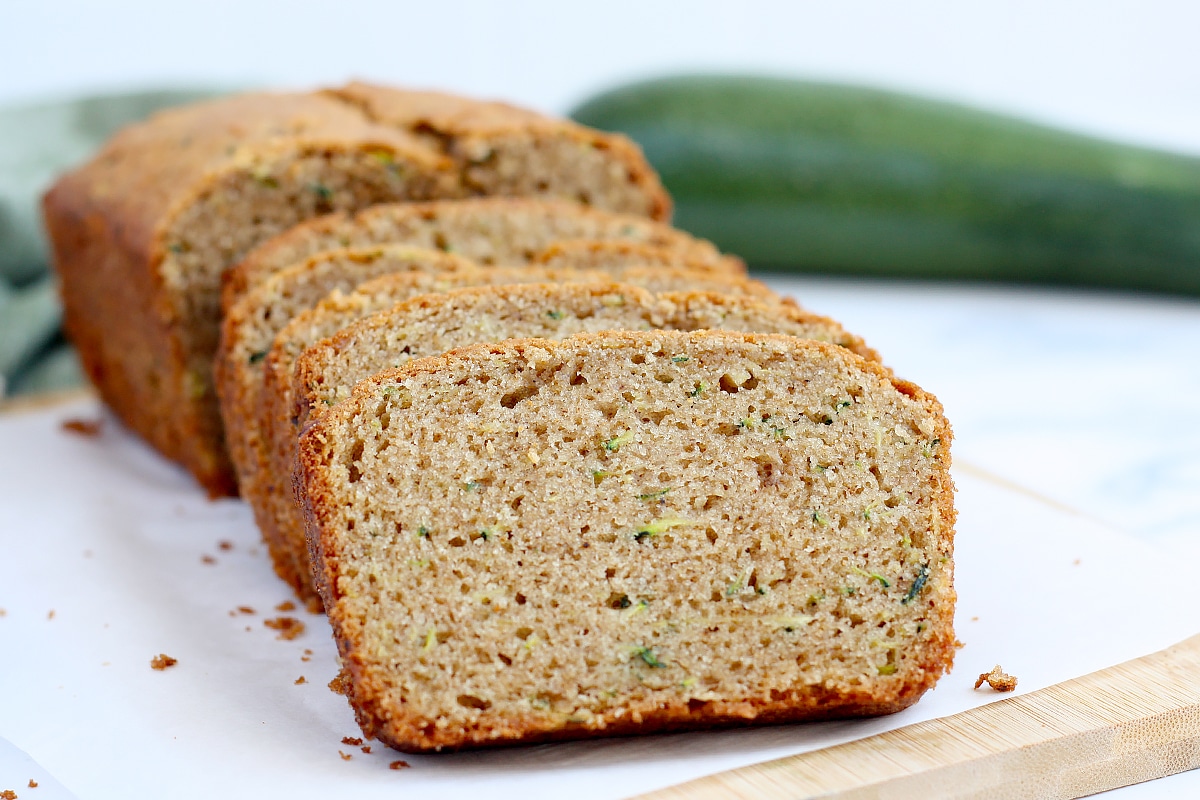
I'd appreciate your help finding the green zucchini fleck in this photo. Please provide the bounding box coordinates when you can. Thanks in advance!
[903,564,931,604]
[603,431,635,452]
[634,517,690,541]
[633,646,666,668]
[248,350,267,365]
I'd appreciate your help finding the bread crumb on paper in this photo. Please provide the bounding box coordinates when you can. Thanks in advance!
[389,760,410,770]
[329,670,352,696]
[975,664,1017,692]
[361,745,372,754]
[276,600,296,612]
[264,616,305,640]
[201,554,216,565]
[339,750,353,761]
[61,417,103,437]
[151,654,178,671]
[27,781,37,788]
[47,610,55,621]
[237,606,255,615]
[1,788,17,799]
[342,736,363,746]
[218,540,233,551]
[295,676,307,685]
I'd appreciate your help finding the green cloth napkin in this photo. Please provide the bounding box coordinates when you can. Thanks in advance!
[0,88,224,398]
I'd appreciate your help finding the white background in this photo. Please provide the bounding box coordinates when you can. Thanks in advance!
[3,0,1200,153]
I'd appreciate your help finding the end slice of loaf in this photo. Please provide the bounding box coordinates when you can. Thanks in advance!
[276,283,878,601]
[297,330,956,752]
[222,197,740,311]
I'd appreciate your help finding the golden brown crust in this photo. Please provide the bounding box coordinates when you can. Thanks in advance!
[298,330,956,752]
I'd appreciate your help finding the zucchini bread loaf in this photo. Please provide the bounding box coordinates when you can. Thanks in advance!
[296,330,956,751]
[43,86,671,496]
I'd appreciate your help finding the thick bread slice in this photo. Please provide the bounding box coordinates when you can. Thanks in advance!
[279,283,879,601]
[297,330,956,752]
[257,268,784,600]
[222,197,740,311]
[328,83,670,221]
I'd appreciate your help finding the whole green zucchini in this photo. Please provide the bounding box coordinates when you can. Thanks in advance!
[571,75,1200,294]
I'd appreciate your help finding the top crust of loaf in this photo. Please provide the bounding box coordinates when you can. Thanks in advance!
[328,82,671,220]
[297,330,956,752]
[222,198,730,312]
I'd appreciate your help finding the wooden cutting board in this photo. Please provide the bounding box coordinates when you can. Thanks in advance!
[641,634,1200,799]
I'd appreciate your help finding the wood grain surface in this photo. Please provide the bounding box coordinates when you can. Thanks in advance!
[642,634,1200,799]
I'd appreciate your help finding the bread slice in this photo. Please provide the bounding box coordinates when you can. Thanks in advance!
[255,270,784,599]
[276,283,878,602]
[44,87,671,496]
[222,197,741,311]
[296,330,956,752]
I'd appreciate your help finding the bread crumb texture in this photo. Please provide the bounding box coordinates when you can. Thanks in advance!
[264,616,306,640]
[299,330,956,751]
[975,665,1018,692]
[60,418,103,437]
[150,654,178,670]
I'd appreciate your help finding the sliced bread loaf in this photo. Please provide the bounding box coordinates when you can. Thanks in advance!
[44,87,671,496]
[296,330,956,751]
[256,270,784,599]
[222,197,741,310]
[277,283,878,601]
